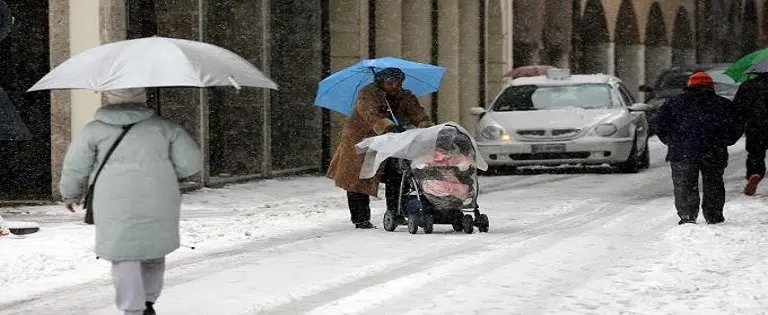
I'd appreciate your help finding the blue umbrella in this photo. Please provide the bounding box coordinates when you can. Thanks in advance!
[314,57,446,122]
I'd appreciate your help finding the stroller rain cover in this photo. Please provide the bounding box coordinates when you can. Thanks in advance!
[355,122,488,209]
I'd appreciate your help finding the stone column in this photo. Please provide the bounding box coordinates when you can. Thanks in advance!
[99,0,127,44]
[437,0,460,123]
[68,1,102,140]
[50,0,71,198]
[485,0,508,105]
[401,0,433,117]
[375,0,402,57]
[614,44,645,100]
[459,0,480,131]
[329,0,369,151]
[582,43,614,75]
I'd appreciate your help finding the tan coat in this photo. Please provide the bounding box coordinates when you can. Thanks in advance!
[327,84,433,196]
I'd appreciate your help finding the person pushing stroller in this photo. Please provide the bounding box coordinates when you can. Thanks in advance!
[326,67,433,229]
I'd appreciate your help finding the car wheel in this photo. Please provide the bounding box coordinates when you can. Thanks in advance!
[639,140,650,169]
[616,139,640,174]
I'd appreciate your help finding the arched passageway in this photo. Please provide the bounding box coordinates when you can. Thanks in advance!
[743,0,759,56]
[541,0,572,68]
[614,0,642,98]
[644,2,671,94]
[579,0,611,74]
[672,7,694,66]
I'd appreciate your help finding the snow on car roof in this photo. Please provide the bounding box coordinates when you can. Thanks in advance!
[508,73,620,87]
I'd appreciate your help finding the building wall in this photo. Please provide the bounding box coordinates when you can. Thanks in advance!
[16,0,765,200]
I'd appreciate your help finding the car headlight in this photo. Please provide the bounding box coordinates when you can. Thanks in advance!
[594,124,618,137]
[481,125,504,140]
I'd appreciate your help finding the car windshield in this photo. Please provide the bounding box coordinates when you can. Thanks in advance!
[492,84,614,111]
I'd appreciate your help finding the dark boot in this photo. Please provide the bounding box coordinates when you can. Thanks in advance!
[347,192,374,228]
[355,221,376,229]
[143,302,156,315]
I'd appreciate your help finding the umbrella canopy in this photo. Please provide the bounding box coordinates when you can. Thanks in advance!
[0,87,31,141]
[28,36,278,92]
[314,57,446,117]
[724,48,768,82]
[504,65,556,78]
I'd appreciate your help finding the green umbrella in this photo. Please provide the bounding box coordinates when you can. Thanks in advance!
[724,48,768,82]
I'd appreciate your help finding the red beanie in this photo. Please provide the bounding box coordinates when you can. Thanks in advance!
[687,72,715,89]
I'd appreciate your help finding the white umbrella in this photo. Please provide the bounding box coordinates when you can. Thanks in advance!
[28,36,278,92]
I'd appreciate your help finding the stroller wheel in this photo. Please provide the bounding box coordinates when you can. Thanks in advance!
[407,214,420,234]
[452,223,463,232]
[383,211,398,232]
[423,215,434,234]
[478,214,489,233]
[462,215,474,234]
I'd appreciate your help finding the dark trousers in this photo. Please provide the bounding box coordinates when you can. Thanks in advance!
[746,147,767,179]
[746,132,767,179]
[347,159,402,223]
[670,161,726,222]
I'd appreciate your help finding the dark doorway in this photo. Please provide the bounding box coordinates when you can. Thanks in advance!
[0,0,51,200]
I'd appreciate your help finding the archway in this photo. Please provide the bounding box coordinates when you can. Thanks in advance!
[672,6,694,66]
[743,0,759,55]
[541,0,572,68]
[579,0,611,74]
[696,0,715,64]
[570,0,583,73]
[512,0,542,67]
[643,2,670,95]
[485,0,507,101]
[724,0,744,61]
[614,0,642,99]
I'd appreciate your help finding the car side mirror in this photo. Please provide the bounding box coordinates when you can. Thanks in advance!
[470,106,487,116]
[629,103,651,112]
[638,85,653,93]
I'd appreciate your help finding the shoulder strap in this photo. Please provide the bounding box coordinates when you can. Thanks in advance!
[90,124,135,186]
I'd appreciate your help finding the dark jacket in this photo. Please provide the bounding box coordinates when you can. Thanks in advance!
[731,75,768,152]
[655,86,743,166]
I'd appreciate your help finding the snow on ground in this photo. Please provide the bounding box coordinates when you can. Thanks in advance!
[5,137,768,314]
[0,175,356,305]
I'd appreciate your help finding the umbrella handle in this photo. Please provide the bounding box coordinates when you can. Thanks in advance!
[383,97,400,126]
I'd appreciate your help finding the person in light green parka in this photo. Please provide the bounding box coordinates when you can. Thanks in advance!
[60,88,202,315]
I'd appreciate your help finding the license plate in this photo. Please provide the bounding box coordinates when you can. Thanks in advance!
[531,144,566,153]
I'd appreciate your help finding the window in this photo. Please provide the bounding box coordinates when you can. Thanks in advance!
[617,84,635,106]
[492,84,615,111]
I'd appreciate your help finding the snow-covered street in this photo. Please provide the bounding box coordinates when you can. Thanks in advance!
[4,137,768,314]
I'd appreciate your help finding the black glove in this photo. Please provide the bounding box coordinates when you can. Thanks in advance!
[391,125,406,133]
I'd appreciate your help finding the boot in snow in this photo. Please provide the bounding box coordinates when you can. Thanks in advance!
[355,221,376,229]
[744,174,761,196]
[143,302,156,315]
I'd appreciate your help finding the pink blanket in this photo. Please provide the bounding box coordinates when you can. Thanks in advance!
[421,171,470,200]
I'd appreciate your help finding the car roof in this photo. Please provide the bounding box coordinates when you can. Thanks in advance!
[505,73,620,88]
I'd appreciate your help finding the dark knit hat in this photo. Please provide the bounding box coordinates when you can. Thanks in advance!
[374,67,405,83]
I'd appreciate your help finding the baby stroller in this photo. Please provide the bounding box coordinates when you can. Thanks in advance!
[382,125,490,234]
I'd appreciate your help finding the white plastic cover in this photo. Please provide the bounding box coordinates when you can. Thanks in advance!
[355,122,488,180]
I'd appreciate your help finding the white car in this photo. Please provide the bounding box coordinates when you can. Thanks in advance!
[470,69,651,173]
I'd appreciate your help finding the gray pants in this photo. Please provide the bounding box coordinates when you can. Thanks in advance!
[111,257,166,315]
